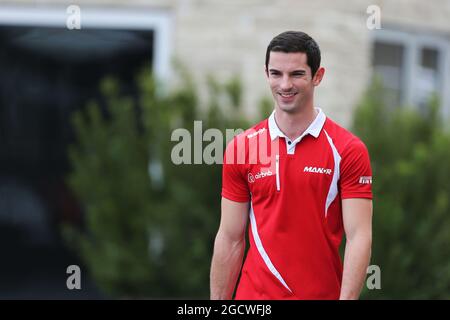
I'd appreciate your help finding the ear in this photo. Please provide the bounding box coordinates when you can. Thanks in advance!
[312,67,325,86]
[264,64,269,79]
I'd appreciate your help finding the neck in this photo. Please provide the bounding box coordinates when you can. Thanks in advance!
[274,106,318,141]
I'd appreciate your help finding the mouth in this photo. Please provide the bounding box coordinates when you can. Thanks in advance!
[277,92,298,102]
[278,92,297,98]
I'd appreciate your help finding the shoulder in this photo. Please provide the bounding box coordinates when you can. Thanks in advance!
[322,117,369,158]
[224,118,268,166]
[225,119,268,150]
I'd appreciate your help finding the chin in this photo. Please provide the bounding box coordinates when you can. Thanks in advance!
[278,103,299,113]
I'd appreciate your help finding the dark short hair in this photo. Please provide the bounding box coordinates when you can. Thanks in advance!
[265,31,321,76]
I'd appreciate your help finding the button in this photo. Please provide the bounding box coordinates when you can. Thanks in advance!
[287,141,292,145]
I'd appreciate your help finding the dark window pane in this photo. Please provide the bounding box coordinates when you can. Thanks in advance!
[372,41,405,108]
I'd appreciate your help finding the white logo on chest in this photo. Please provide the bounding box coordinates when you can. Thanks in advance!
[248,169,273,183]
[303,166,332,175]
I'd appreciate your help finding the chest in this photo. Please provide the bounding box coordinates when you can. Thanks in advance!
[247,138,336,199]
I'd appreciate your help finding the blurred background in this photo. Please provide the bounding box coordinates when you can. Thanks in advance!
[0,0,449,299]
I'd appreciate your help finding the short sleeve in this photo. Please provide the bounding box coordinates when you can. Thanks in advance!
[339,139,373,199]
[221,138,250,202]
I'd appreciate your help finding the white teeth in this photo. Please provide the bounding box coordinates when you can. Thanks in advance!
[280,93,295,97]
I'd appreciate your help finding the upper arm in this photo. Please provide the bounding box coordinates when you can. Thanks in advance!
[221,138,251,203]
[339,138,373,241]
[218,197,249,242]
[219,137,250,241]
[342,198,373,241]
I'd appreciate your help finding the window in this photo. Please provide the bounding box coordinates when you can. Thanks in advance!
[415,47,440,111]
[372,41,404,108]
[371,28,450,118]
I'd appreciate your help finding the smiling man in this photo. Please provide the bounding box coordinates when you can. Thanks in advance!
[210,31,373,300]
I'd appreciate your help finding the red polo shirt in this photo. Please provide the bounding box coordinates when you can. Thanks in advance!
[221,109,373,300]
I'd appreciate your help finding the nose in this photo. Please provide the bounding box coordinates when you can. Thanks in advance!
[280,76,293,91]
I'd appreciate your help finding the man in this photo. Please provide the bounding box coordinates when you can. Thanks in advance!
[210,31,373,300]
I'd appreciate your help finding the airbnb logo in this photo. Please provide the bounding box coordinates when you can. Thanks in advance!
[248,170,273,183]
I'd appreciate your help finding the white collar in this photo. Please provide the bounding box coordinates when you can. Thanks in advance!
[268,107,326,141]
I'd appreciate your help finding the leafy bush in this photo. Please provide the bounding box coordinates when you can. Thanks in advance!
[64,67,249,298]
[354,82,450,299]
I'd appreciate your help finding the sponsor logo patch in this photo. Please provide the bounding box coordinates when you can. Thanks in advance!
[303,166,333,175]
[359,176,372,184]
[248,169,273,183]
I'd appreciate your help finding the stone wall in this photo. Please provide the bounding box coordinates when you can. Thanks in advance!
[2,0,450,126]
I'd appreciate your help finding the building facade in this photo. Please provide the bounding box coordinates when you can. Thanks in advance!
[1,0,449,125]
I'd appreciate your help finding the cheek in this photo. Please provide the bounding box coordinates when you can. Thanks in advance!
[294,79,307,86]
[269,82,279,92]
[295,81,311,92]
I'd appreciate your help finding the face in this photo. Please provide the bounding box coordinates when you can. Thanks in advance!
[266,51,324,114]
